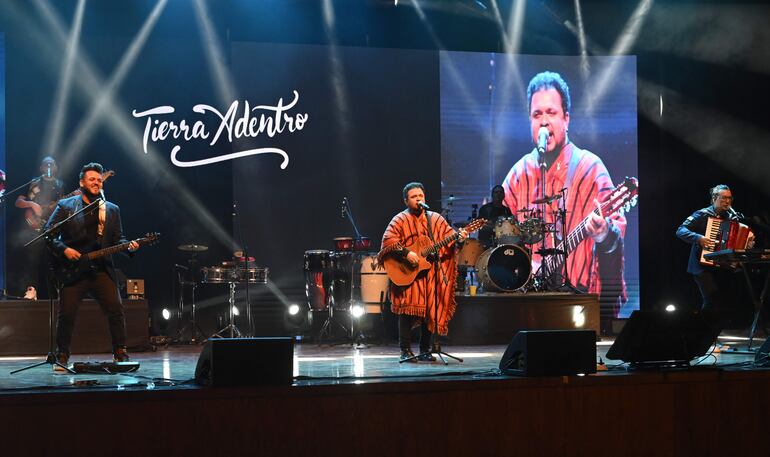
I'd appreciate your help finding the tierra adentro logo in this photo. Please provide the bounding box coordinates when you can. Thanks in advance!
[132,90,308,169]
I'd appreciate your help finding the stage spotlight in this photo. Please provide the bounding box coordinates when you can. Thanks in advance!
[350,304,365,319]
[162,308,172,320]
[232,306,240,316]
[572,305,586,328]
[285,303,312,335]
[665,304,677,312]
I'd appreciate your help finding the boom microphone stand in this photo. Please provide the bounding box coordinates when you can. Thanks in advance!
[401,207,463,364]
[11,198,102,375]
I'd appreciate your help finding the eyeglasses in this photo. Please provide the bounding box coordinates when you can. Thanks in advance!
[716,196,733,201]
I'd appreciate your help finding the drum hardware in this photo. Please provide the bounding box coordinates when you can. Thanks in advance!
[531,194,560,205]
[200,263,269,340]
[173,243,208,344]
[178,244,208,252]
[330,196,375,344]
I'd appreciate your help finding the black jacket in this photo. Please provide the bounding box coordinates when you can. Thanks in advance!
[44,195,130,284]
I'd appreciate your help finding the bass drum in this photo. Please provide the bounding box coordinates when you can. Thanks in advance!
[475,244,531,292]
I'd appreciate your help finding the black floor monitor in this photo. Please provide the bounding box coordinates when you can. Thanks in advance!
[606,310,724,368]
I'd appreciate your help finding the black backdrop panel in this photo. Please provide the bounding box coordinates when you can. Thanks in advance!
[231,42,441,295]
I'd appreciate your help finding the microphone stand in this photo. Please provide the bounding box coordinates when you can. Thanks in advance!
[341,197,367,346]
[556,189,581,293]
[0,175,44,206]
[401,208,463,364]
[11,197,102,375]
[233,200,253,337]
[536,147,549,291]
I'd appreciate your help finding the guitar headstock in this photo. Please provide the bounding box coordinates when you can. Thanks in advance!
[102,170,115,181]
[138,232,161,246]
[463,218,488,234]
[601,177,639,218]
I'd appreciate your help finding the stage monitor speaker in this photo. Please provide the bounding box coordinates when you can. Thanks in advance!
[606,310,723,367]
[499,329,596,376]
[194,337,294,387]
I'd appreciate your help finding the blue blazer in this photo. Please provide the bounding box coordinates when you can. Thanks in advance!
[44,195,130,284]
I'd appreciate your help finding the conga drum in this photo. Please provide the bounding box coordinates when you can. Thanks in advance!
[304,250,331,311]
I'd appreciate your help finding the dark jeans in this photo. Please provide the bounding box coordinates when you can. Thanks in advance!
[56,271,126,354]
[398,314,432,353]
[693,269,735,310]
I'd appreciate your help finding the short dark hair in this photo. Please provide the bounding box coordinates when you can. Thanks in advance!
[710,184,731,202]
[402,182,424,200]
[79,162,104,180]
[527,71,571,115]
[491,185,505,195]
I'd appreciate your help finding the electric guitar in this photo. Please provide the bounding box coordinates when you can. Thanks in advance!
[382,218,486,286]
[540,177,639,278]
[25,170,115,231]
[54,232,160,285]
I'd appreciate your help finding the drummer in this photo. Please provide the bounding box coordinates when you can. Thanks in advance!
[477,185,513,248]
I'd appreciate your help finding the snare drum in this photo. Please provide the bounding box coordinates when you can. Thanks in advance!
[494,216,521,245]
[304,250,331,311]
[475,244,531,292]
[456,239,484,267]
[359,254,388,313]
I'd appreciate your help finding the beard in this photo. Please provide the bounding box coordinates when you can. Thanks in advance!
[81,186,100,200]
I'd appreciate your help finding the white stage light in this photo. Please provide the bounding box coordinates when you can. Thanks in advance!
[665,304,676,312]
[350,304,365,319]
[232,306,240,316]
[288,304,300,316]
[161,308,171,320]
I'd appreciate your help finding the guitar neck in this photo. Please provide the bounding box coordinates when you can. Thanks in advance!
[420,232,460,257]
[85,240,135,261]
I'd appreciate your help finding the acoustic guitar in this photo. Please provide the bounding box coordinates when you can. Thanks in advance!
[383,218,486,286]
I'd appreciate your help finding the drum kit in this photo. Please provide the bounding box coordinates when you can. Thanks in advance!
[455,192,569,293]
[174,243,269,343]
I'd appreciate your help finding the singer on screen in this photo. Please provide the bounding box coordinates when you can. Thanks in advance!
[501,71,627,313]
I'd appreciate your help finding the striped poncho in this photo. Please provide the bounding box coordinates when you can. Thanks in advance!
[502,142,627,306]
[379,209,459,335]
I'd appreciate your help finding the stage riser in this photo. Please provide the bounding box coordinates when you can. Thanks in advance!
[2,371,769,456]
[450,293,600,344]
[0,299,150,355]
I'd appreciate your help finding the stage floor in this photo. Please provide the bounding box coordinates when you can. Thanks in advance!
[0,334,765,394]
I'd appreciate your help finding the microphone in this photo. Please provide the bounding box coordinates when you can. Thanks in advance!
[418,201,430,211]
[174,264,189,271]
[341,197,347,218]
[46,163,52,179]
[537,127,549,154]
[727,207,744,219]
[99,189,106,202]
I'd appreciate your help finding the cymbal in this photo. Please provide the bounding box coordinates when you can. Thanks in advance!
[433,196,470,203]
[531,195,560,205]
[178,244,208,252]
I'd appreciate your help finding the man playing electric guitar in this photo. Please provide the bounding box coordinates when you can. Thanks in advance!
[45,162,140,370]
[14,157,65,297]
[379,182,467,363]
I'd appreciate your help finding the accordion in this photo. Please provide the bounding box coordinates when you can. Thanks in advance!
[700,217,754,266]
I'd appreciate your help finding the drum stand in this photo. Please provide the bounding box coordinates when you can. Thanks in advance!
[209,282,243,339]
[174,277,206,344]
[317,303,349,342]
